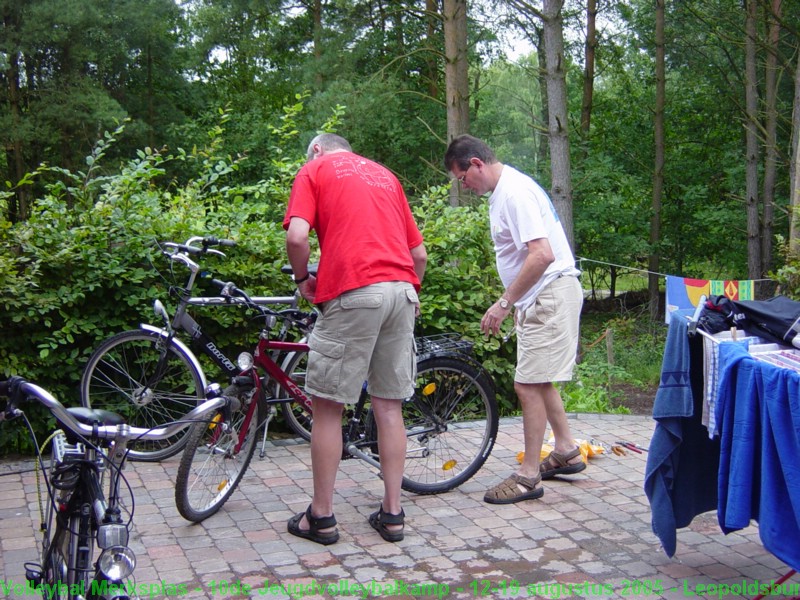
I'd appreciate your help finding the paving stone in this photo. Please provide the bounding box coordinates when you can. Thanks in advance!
[3,414,798,600]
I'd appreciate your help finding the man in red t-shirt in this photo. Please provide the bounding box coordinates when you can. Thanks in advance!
[283,133,427,544]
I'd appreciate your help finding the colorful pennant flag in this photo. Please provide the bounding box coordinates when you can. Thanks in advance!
[665,276,754,323]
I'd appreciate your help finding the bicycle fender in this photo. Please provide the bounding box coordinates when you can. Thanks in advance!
[139,324,209,390]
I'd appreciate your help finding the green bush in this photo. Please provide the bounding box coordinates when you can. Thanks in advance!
[0,115,300,454]
[1,107,654,455]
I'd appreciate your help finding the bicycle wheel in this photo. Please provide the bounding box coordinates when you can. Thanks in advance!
[80,330,205,462]
[175,383,265,522]
[279,350,312,441]
[366,354,498,494]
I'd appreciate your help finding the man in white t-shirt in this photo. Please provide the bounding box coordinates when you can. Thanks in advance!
[444,134,586,504]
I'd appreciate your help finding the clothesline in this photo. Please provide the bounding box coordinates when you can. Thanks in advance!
[576,256,774,283]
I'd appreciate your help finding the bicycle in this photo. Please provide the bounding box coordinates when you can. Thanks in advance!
[80,236,303,462]
[173,278,499,523]
[0,376,231,600]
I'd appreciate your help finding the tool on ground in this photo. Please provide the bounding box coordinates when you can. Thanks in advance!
[614,440,647,454]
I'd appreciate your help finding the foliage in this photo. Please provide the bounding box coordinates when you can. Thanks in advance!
[410,186,517,412]
[570,310,666,414]
[770,236,800,300]
[0,113,300,454]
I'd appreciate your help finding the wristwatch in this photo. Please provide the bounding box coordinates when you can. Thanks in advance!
[498,297,510,310]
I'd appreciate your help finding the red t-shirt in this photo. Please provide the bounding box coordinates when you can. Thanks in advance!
[283,151,424,304]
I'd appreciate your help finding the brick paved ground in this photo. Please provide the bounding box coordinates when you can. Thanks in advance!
[1,414,797,600]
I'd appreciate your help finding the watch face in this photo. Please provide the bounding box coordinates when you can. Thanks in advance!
[499,298,509,309]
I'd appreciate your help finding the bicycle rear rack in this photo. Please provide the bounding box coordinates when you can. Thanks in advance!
[416,333,473,356]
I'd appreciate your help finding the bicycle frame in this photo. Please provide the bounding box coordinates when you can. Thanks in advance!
[145,237,302,386]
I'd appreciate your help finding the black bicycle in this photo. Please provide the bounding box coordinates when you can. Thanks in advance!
[0,376,231,599]
[79,237,302,462]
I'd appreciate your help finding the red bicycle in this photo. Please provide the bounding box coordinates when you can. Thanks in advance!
[173,277,499,523]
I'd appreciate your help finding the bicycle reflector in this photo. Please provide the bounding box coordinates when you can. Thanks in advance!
[97,546,136,580]
[422,383,437,396]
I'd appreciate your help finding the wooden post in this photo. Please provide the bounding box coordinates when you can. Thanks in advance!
[605,328,615,365]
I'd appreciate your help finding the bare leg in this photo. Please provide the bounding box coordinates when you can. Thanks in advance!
[370,396,405,532]
[516,381,580,480]
[297,395,343,533]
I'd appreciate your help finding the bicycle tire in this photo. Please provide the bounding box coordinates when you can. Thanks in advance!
[174,385,265,522]
[365,354,498,494]
[279,350,312,441]
[80,330,205,462]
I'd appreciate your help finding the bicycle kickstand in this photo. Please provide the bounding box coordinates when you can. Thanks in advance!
[259,406,277,459]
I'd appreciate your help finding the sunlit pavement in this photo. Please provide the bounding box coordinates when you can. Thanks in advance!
[1,413,795,600]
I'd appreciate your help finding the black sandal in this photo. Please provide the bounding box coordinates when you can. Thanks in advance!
[287,505,339,545]
[368,505,405,542]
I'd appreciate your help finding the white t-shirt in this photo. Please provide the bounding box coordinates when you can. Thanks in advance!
[488,165,580,312]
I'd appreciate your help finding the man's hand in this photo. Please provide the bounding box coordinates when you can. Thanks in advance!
[297,275,317,303]
[480,301,511,336]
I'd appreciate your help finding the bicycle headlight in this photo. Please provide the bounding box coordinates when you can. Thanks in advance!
[98,546,136,581]
[237,352,254,370]
[97,523,128,549]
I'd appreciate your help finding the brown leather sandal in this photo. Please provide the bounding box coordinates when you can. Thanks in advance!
[483,473,544,504]
[539,447,586,480]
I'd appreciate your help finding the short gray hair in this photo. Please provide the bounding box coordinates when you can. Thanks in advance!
[306,133,352,161]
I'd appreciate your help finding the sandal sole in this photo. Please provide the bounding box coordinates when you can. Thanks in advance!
[483,486,544,504]
[540,460,587,480]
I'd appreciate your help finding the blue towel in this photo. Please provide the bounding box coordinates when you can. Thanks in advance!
[652,310,695,419]
[645,309,720,557]
[716,343,800,572]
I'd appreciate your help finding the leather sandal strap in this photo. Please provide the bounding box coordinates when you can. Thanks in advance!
[543,447,581,469]
[379,506,405,526]
[306,505,337,530]
[513,473,541,489]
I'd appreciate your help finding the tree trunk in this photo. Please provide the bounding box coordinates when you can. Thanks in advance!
[745,0,761,279]
[542,0,574,249]
[443,0,469,206]
[147,42,155,148]
[4,9,29,222]
[648,0,665,321]
[580,0,597,145]
[760,0,780,275]
[790,45,800,255]
[535,26,549,167]
[425,0,439,98]
[312,0,323,88]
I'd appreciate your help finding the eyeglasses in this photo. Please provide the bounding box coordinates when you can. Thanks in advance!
[457,164,472,184]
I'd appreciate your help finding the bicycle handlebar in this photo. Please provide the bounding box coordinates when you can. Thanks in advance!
[209,278,315,331]
[0,376,228,442]
[164,236,236,254]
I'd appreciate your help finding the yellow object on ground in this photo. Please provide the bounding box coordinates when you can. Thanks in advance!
[516,439,606,464]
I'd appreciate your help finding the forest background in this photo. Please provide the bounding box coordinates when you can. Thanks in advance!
[3,0,800,452]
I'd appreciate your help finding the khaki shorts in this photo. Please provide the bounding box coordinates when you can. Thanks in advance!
[305,282,418,403]
[515,275,582,384]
